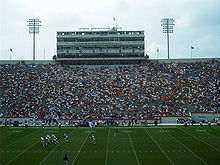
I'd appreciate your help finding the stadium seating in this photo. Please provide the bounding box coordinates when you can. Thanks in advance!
[0,60,219,120]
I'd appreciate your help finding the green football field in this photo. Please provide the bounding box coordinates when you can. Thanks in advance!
[0,126,220,165]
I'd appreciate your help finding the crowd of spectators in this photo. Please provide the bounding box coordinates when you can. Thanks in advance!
[0,60,219,120]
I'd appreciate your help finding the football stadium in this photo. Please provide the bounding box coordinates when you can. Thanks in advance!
[1,21,220,165]
[0,55,220,165]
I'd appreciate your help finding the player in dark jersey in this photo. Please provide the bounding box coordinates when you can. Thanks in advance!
[63,154,69,165]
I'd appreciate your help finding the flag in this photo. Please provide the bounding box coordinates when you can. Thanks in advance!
[191,46,194,49]
[10,48,13,52]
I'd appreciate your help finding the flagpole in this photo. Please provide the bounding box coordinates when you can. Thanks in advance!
[157,48,159,59]
[10,50,12,60]
[44,48,45,60]
[191,47,192,58]
[191,46,194,58]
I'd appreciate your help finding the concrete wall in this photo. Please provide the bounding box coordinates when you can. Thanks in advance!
[150,58,220,63]
[0,58,219,65]
[191,113,220,122]
[0,117,156,126]
[0,117,33,125]
[154,116,191,123]
[0,60,56,65]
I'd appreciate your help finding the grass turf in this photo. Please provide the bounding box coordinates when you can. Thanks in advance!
[0,126,220,165]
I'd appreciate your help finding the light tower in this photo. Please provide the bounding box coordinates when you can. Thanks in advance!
[27,19,41,60]
[161,18,174,59]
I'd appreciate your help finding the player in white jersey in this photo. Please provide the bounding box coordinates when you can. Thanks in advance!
[91,134,96,144]
[40,137,46,147]
[52,135,60,146]
[45,136,51,146]
[64,133,69,142]
[46,135,51,144]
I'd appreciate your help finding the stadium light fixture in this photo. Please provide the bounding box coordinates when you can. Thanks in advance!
[27,19,41,61]
[161,18,175,59]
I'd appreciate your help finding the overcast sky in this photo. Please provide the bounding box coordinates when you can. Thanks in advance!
[0,0,220,60]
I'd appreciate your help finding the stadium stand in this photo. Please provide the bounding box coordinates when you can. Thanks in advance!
[0,60,219,123]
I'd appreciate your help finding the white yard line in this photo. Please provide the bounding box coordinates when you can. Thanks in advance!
[167,131,208,165]
[39,129,75,165]
[0,129,39,151]
[5,141,38,165]
[144,128,174,165]
[179,128,220,152]
[105,128,110,165]
[127,128,141,165]
[71,132,90,165]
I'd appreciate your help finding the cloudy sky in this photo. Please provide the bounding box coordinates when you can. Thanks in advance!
[0,0,219,60]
